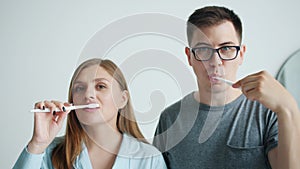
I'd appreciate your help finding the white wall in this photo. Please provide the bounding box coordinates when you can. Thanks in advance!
[1,0,300,168]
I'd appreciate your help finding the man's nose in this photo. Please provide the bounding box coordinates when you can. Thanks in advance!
[209,52,222,66]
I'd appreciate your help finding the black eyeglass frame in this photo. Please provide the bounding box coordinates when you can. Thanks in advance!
[190,46,241,61]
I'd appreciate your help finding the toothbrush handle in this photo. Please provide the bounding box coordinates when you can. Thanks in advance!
[29,105,95,113]
[30,108,61,113]
[30,105,82,113]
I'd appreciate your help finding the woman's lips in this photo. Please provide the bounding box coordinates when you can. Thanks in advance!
[82,107,99,112]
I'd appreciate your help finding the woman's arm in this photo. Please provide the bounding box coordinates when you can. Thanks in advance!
[13,100,70,168]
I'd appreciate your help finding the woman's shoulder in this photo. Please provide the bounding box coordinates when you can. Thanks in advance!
[46,136,65,152]
[119,133,162,158]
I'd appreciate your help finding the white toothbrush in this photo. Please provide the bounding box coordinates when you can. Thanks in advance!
[30,103,99,113]
[213,77,235,86]
[212,77,242,89]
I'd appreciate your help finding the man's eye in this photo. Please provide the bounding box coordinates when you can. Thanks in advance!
[198,47,210,52]
[221,46,232,51]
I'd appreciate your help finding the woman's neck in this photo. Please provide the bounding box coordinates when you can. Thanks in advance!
[84,123,123,169]
[84,122,123,153]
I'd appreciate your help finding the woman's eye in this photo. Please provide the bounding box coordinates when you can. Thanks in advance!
[73,86,85,93]
[96,84,106,90]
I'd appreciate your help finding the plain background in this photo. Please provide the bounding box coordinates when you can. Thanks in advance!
[1,0,300,168]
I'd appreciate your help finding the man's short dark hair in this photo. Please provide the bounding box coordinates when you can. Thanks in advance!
[187,6,243,46]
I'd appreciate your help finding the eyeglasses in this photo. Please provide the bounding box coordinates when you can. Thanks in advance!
[190,46,240,61]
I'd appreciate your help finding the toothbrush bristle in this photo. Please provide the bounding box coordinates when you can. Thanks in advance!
[88,103,99,108]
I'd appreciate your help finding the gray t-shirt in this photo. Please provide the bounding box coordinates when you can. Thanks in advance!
[153,92,278,169]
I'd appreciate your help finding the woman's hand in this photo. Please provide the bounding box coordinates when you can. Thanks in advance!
[27,100,71,154]
[233,70,297,114]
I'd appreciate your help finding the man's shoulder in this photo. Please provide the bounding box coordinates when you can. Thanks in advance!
[163,99,182,114]
[160,92,195,118]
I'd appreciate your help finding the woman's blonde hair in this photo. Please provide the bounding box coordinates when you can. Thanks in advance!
[51,58,145,169]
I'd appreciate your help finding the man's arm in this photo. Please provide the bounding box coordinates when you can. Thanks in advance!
[234,70,300,169]
[268,103,300,169]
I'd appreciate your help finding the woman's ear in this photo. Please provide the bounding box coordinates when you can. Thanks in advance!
[118,90,129,109]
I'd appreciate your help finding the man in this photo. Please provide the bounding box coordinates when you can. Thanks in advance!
[153,6,300,169]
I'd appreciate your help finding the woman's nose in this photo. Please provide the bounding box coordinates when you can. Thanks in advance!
[85,87,96,100]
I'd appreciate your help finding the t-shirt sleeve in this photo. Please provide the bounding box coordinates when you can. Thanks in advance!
[152,109,175,169]
[264,110,278,155]
[153,104,179,151]
[153,111,167,152]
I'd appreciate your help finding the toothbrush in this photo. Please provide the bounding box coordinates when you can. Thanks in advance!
[213,77,235,86]
[30,103,99,113]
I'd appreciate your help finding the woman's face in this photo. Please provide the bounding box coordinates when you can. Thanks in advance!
[72,64,127,126]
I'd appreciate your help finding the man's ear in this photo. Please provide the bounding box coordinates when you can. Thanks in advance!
[185,47,192,66]
[238,45,246,65]
[118,90,129,109]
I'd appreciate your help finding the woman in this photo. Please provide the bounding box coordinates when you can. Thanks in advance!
[13,58,167,169]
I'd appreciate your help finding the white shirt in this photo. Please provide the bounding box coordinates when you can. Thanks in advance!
[13,133,167,169]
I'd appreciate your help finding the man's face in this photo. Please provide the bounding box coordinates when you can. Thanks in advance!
[186,21,245,93]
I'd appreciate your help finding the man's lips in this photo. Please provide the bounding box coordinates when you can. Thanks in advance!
[209,75,222,83]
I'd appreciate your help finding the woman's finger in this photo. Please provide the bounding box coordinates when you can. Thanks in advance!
[51,100,66,112]
[44,100,57,113]
[54,111,68,126]
[34,101,45,110]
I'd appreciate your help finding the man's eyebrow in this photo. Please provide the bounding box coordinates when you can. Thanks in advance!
[193,42,211,47]
[219,41,236,46]
[192,41,237,48]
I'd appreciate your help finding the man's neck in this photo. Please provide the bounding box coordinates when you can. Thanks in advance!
[194,87,242,106]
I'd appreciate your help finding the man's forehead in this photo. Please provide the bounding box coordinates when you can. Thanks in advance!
[190,22,239,47]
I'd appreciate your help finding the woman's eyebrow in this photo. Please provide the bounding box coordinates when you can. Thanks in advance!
[73,78,111,84]
[73,81,84,85]
[94,78,110,83]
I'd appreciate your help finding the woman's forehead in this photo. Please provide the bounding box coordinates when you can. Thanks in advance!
[76,65,113,82]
